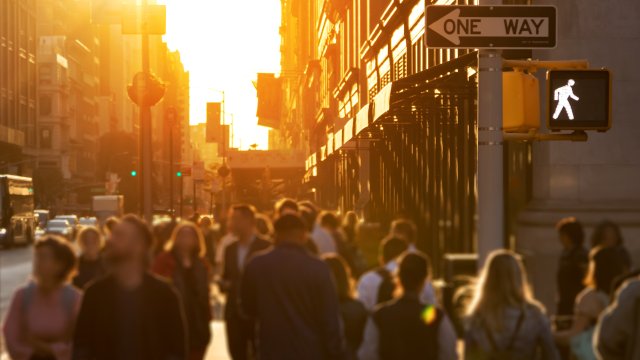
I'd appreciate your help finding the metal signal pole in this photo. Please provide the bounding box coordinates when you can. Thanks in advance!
[477,0,505,265]
[139,0,153,224]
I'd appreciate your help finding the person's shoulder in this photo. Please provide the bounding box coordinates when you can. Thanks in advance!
[357,269,378,284]
[615,278,640,301]
[145,272,178,295]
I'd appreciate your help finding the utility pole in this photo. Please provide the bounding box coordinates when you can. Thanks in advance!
[477,0,504,265]
[168,108,175,219]
[139,0,153,225]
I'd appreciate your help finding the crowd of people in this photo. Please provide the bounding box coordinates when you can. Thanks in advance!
[1,200,639,360]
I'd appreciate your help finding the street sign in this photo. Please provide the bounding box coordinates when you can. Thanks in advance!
[426,5,556,49]
[547,69,611,132]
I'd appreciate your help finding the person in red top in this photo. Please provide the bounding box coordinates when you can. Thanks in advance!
[152,222,212,360]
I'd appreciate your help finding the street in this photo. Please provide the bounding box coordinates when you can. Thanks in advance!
[0,247,230,360]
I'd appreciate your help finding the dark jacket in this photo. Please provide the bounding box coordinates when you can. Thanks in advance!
[72,273,188,360]
[241,243,347,360]
[72,256,107,289]
[221,235,271,319]
[339,298,367,360]
[152,251,212,349]
[557,245,589,315]
[373,295,442,360]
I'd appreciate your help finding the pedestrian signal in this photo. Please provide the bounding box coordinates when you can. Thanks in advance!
[547,69,611,132]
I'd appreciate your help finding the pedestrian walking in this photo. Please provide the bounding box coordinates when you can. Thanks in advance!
[72,226,106,290]
[220,205,271,360]
[198,216,220,269]
[299,201,335,255]
[3,235,81,360]
[72,214,188,360]
[555,217,589,317]
[554,246,628,360]
[356,236,408,311]
[465,250,560,360]
[359,252,457,360]
[273,198,299,218]
[152,222,212,360]
[323,255,368,360]
[342,211,359,244]
[255,213,274,239]
[591,220,632,272]
[240,214,347,360]
[595,276,640,359]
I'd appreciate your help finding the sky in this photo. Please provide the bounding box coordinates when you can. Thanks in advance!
[158,0,281,149]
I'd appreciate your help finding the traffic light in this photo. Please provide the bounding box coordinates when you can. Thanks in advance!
[131,170,138,177]
[176,171,182,177]
[547,69,611,132]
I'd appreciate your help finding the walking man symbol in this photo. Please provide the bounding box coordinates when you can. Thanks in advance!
[553,79,580,120]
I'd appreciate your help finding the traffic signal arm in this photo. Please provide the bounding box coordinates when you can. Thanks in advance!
[503,59,589,72]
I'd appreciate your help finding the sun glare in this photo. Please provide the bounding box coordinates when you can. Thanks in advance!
[159,0,281,150]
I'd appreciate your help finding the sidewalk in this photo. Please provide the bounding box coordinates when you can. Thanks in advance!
[205,321,231,360]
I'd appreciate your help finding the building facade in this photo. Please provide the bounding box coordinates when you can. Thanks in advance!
[0,0,37,174]
[281,0,640,312]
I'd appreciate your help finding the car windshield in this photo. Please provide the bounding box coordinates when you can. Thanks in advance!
[79,218,96,225]
[47,220,69,228]
[56,216,77,224]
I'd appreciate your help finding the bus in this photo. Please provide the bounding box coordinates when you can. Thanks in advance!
[0,175,36,247]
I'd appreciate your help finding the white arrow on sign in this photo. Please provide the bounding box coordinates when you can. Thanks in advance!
[428,9,549,45]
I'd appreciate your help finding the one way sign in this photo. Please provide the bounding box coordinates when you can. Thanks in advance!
[426,5,556,49]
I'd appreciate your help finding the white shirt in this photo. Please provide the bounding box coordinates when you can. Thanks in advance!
[311,224,336,255]
[236,237,255,270]
[358,309,458,360]
[356,260,438,312]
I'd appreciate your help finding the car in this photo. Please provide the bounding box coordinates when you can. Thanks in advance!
[79,216,98,228]
[54,215,80,238]
[45,219,73,240]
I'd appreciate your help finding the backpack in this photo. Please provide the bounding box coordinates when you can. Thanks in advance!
[481,310,525,360]
[376,267,396,305]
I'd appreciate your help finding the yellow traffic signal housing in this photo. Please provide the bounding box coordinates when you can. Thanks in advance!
[503,71,540,133]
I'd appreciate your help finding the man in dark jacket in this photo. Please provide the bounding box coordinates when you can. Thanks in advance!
[241,214,347,360]
[73,214,188,360]
[220,205,271,360]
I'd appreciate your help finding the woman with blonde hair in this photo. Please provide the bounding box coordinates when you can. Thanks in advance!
[152,222,211,360]
[72,226,106,289]
[465,250,559,360]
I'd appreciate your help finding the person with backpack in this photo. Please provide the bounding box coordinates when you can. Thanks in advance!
[595,276,640,359]
[72,226,106,290]
[356,236,408,311]
[358,252,457,360]
[465,250,560,360]
[3,235,82,360]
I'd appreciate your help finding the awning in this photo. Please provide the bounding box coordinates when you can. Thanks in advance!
[355,104,370,137]
[372,82,393,123]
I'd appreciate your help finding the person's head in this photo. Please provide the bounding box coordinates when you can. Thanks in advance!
[199,216,213,229]
[379,236,409,266]
[275,198,299,217]
[190,212,201,224]
[343,211,358,228]
[255,214,274,238]
[273,214,307,246]
[298,201,318,221]
[591,220,624,249]
[229,205,257,239]
[323,254,354,302]
[107,214,153,269]
[103,216,120,236]
[165,222,206,259]
[76,226,104,259]
[390,219,417,244]
[556,217,584,250]
[33,235,77,285]
[585,246,628,295]
[398,252,430,294]
[319,211,340,231]
[468,250,536,329]
[568,79,575,86]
